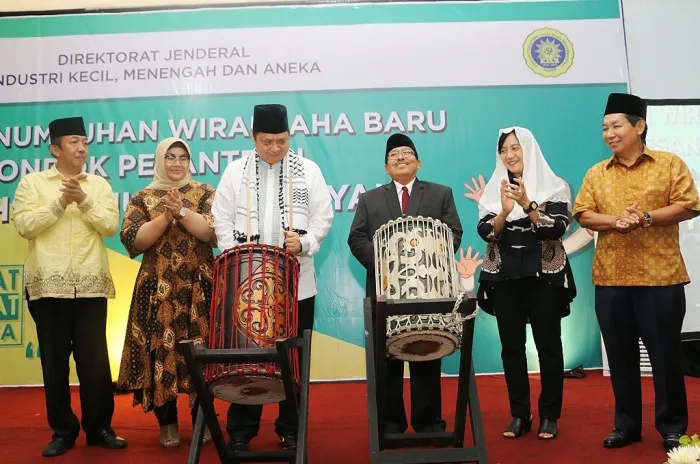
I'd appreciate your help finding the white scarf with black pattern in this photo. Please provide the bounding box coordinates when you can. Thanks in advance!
[233,149,309,244]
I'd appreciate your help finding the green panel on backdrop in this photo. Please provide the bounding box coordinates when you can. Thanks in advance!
[0,82,623,373]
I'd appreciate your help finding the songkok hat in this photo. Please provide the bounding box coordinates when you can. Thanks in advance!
[252,104,289,134]
[385,134,419,164]
[604,93,647,119]
[48,117,87,143]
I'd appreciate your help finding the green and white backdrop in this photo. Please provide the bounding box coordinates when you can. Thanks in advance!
[0,0,628,385]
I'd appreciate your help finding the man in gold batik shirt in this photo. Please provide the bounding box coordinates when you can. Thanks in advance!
[12,117,128,458]
[573,93,700,453]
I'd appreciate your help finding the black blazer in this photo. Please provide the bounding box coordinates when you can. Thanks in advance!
[347,179,463,298]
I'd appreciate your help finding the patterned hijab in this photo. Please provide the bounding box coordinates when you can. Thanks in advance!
[146,137,193,191]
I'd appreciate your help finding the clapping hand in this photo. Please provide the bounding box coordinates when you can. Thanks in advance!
[59,172,87,207]
[161,188,184,219]
[505,177,531,209]
[615,202,642,233]
[625,203,645,224]
[158,188,183,223]
[500,178,515,214]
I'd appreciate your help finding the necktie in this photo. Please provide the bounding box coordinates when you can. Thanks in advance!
[401,186,409,215]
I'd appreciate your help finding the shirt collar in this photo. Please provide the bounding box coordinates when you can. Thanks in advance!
[605,145,656,169]
[45,164,63,178]
[261,160,279,170]
[394,177,416,194]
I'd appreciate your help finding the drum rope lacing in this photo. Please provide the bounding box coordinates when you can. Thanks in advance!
[386,292,480,337]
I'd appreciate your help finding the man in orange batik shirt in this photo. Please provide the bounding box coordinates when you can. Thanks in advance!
[573,93,700,453]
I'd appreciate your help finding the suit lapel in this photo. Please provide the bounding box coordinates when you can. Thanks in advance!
[406,179,423,217]
[383,183,403,219]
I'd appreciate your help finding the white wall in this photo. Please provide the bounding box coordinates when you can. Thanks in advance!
[622,0,700,100]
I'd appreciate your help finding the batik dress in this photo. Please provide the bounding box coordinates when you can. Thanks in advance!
[117,180,216,410]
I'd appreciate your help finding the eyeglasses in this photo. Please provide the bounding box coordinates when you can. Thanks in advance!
[499,145,522,156]
[164,154,191,165]
[388,150,416,160]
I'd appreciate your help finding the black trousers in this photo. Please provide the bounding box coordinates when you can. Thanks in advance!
[226,296,315,439]
[490,278,565,421]
[27,297,115,440]
[596,285,688,434]
[154,398,200,427]
[385,357,445,433]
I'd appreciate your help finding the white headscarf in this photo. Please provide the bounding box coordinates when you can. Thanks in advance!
[146,137,193,190]
[478,126,571,222]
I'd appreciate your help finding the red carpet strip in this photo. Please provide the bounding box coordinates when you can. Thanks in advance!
[0,370,697,464]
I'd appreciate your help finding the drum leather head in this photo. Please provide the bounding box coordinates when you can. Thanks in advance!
[387,331,460,362]
[209,374,287,405]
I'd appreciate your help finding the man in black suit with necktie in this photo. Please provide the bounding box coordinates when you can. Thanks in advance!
[347,133,463,434]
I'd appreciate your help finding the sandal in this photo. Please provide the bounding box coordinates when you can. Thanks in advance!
[538,419,557,440]
[160,424,180,448]
[503,416,532,439]
[202,425,212,445]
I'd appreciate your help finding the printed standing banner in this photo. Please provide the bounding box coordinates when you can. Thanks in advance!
[0,0,628,385]
[646,104,700,334]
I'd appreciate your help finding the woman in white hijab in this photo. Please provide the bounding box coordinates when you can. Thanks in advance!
[117,137,216,447]
[476,127,577,441]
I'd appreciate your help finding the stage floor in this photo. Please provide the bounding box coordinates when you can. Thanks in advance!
[1,370,697,463]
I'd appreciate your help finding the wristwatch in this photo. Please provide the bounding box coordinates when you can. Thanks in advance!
[178,207,187,219]
[642,212,652,228]
[524,201,538,214]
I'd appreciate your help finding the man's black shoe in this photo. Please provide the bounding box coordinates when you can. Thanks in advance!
[279,433,297,450]
[42,437,75,457]
[228,435,251,451]
[86,429,128,449]
[662,432,683,452]
[603,428,641,448]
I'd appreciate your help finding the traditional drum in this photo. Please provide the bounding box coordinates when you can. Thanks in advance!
[205,244,300,405]
[373,216,465,362]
